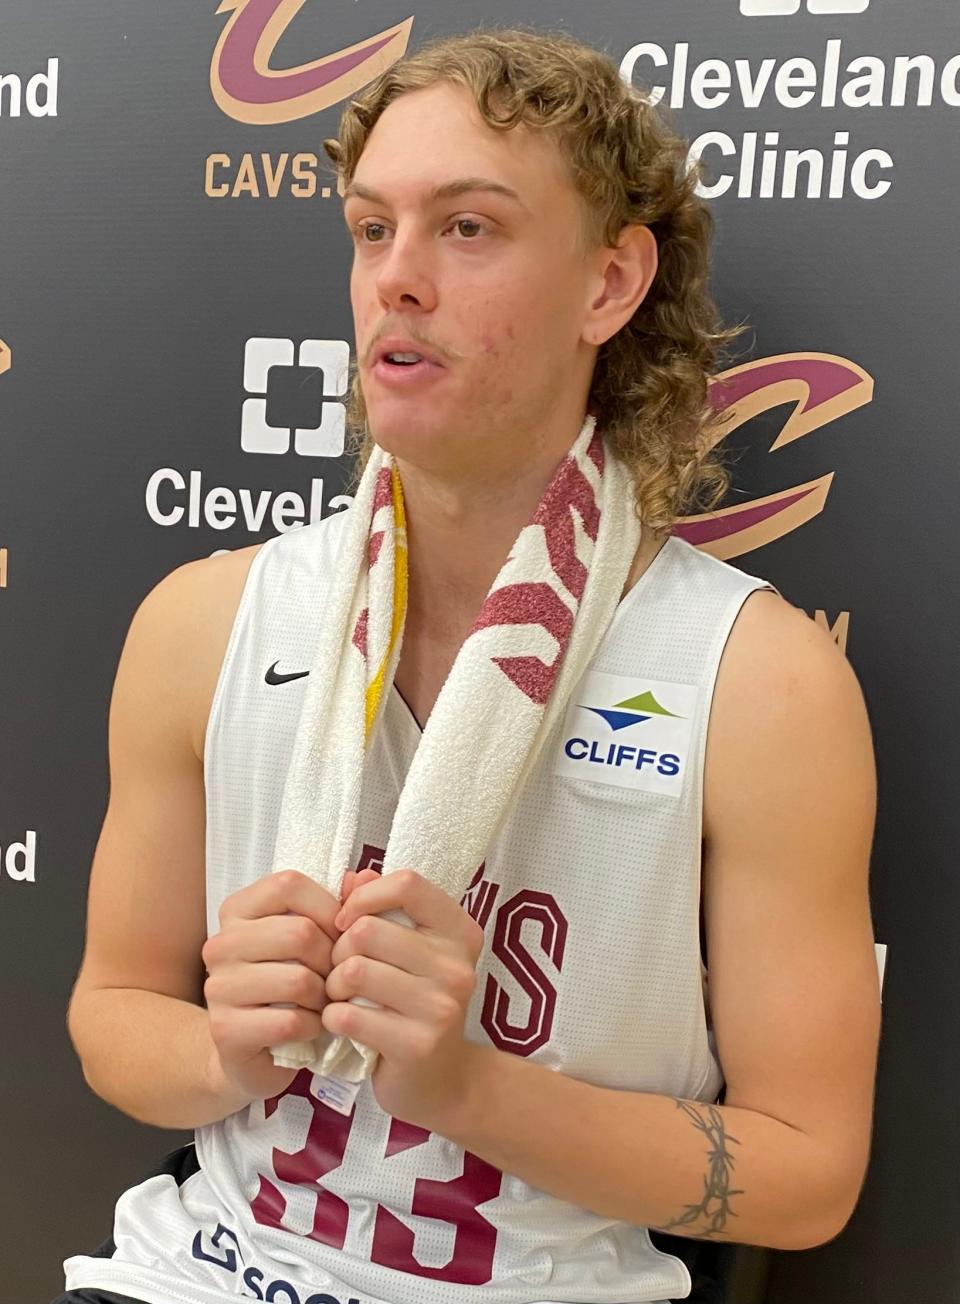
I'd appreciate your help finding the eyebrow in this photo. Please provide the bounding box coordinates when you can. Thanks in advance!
[342,176,527,209]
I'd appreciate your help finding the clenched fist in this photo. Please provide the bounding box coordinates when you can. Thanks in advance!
[201,866,381,1105]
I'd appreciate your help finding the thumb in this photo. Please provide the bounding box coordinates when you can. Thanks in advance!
[341,866,380,902]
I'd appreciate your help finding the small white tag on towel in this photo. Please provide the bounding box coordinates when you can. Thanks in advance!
[554,670,699,797]
[312,1073,363,1115]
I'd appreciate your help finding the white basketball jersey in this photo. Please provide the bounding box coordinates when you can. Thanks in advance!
[64,504,777,1304]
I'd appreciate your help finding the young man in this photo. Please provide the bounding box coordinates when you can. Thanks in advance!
[59,27,879,1304]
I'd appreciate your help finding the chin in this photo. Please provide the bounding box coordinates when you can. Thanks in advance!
[367,413,443,457]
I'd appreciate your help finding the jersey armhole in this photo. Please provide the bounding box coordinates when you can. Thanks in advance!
[202,530,287,782]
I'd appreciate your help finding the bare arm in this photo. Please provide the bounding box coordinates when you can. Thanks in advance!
[66,556,251,1129]
[428,590,880,1250]
[67,551,369,1129]
[69,989,252,1129]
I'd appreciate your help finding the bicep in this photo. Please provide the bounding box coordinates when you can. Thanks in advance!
[70,560,211,1015]
[702,591,880,1184]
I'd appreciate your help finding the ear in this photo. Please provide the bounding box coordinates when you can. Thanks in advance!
[582,224,658,348]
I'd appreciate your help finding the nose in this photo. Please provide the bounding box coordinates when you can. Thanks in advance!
[374,227,438,315]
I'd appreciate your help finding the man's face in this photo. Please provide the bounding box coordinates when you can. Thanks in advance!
[343,81,600,477]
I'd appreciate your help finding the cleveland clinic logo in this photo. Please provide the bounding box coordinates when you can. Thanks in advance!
[741,0,869,13]
[241,337,349,456]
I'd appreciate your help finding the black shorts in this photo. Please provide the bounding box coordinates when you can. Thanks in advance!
[50,1143,200,1304]
[51,1143,726,1304]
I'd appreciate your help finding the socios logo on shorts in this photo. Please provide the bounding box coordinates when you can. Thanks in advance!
[741,0,869,14]
[554,672,699,798]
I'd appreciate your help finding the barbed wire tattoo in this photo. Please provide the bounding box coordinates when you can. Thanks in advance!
[652,1099,744,1238]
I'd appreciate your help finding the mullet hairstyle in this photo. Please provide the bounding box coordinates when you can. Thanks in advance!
[322,25,749,533]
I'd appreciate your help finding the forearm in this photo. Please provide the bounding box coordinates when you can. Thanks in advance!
[437,1044,856,1252]
[68,986,252,1130]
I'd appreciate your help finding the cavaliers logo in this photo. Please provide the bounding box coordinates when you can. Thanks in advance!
[678,352,874,560]
[211,0,413,124]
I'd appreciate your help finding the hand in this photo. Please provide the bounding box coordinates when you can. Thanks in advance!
[201,866,381,1105]
[321,868,486,1130]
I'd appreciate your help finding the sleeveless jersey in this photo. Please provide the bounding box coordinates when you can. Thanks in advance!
[64,504,778,1304]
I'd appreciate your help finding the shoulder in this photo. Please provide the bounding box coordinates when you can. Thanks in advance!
[181,511,354,758]
[703,585,874,844]
[178,542,266,762]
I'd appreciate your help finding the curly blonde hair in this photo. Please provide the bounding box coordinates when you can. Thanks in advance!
[322,25,749,533]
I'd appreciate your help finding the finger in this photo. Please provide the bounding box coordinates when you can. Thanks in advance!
[337,868,470,941]
[330,912,437,976]
[221,868,342,943]
[212,1004,326,1059]
[325,954,452,1021]
[321,1000,409,1061]
[206,960,328,1014]
[342,867,380,903]
[209,913,334,976]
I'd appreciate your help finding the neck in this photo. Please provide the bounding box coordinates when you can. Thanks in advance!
[397,461,556,643]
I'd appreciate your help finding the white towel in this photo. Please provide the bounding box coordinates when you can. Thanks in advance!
[268,413,642,1085]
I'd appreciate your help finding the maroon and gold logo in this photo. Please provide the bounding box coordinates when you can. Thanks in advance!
[678,351,873,559]
[211,0,413,124]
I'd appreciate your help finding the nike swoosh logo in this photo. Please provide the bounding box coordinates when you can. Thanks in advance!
[265,661,310,685]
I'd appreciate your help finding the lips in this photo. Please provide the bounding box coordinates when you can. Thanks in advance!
[372,337,443,368]
[371,354,444,386]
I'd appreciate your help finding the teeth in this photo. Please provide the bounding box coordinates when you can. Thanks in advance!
[386,352,423,363]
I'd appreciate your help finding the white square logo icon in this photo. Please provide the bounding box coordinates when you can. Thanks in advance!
[240,337,350,458]
[741,0,869,12]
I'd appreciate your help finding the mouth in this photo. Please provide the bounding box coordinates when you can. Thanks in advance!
[371,344,446,387]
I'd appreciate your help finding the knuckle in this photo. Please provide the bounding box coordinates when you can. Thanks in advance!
[343,955,366,985]
[297,914,317,945]
[436,993,461,1023]
[291,966,316,1002]
[289,915,315,950]
[351,915,375,943]
[314,939,334,979]
[397,868,418,892]
[278,1009,302,1041]
[439,957,473,999]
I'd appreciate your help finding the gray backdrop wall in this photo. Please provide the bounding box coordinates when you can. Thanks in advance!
[1,1,958,1302]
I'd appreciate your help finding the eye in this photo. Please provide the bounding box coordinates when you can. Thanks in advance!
[353,220,386,243]
[451,217,483,238]
[350,216,488,243]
